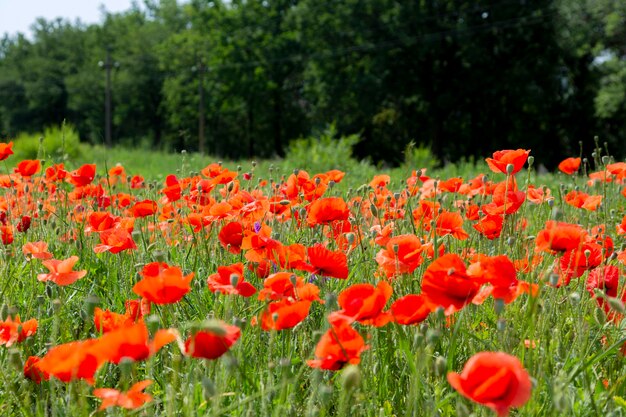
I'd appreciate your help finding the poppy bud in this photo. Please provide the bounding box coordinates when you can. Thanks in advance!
[506,163,515,174]
[569,292,580,305]
[202,376,217,400]
[494,298,505,315]
[230,273,239,288]
[607,297,626,314]
[497,318,506,332]
[8,348,21,370]
[84,295,100,316]
[602,155,609,165]
[51,299,62,313]
[527,156,534,167]
[434,356,447,376]
[154,250,166,263]
[341,365,361,391]
[345,233,355,245]
[145,314,161,334]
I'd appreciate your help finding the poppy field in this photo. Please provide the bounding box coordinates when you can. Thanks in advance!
[1,141,626,416]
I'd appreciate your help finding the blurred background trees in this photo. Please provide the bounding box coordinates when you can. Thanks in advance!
[0,0,624,167]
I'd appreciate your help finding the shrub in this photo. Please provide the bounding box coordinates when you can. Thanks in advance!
[285,125,363,173]
[13,123,82,161]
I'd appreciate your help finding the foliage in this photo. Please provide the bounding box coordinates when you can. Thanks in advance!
[13,123,81,161]
[285,125,364,173]
[0,0,625,167]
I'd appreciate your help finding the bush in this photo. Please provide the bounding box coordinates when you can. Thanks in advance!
[402,141,440,171]
[285,125,364,173]
[13,123,82,161]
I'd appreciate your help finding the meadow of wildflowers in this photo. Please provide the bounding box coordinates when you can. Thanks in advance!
[1,141,625,416]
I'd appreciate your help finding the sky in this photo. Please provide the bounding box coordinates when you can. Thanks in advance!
[0,0,137,38]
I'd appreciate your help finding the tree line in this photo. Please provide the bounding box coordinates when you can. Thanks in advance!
[0,0,624,167]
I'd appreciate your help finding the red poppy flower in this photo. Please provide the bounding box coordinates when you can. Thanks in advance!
[15,159,41,177]
[485,149,530,175]
[218,221,244,254]
[535,221,587,253]
[306,197,350,227]
[558,157,581,175]
[0,316,38,347]
[132,199,158,218]
[37,256,87,286]
[257,299,312,330]
[375,234,423,278]
[306,244,349,279]
[258,272,321,303]
[0,142,14,161]
[473,215,503,240]
[420,254,480,315]
[184,321,241,360]
[93,226,137,254]
[447,351,532,417]
[207,263,257,297]
[162,174,182,202]
[586,265,625,321]
[24,356,49,383]
[434,210,469,240]
[390,294,433,325]
[91,322,177,364]
[330,281,393,327]
[33,339,105,383]
[132,262,193,304]
[68,164,96,187]
[307,319,368,371]
[94,380,153,410]
[0,225,13,245]
[22,241,53,260]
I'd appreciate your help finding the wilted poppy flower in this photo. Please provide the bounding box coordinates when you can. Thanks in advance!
[420,254,480,315]
[447,351,532,416]
[207,263,257,297]
[94,380,153,410]
[307,319,368,371]
[0,316,38,346]
[184,321,241,359]
[132,262,193,304]
[0,142,14,161]
[485,149,530,175]
[558,157,581,175]
[37,256,87,286]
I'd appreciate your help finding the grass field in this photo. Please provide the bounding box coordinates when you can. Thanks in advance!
[1,140,625,416]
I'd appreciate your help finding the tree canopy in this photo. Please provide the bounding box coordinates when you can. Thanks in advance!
[0,0,624,167]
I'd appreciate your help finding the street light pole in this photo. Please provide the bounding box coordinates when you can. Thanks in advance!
[98,48,118,147]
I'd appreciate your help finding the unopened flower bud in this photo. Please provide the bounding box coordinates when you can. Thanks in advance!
[341,364,361,391]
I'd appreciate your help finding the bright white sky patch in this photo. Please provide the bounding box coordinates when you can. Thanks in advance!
[0,0,136,38]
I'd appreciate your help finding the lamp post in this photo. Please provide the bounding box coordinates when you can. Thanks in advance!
[98,48,119,147]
